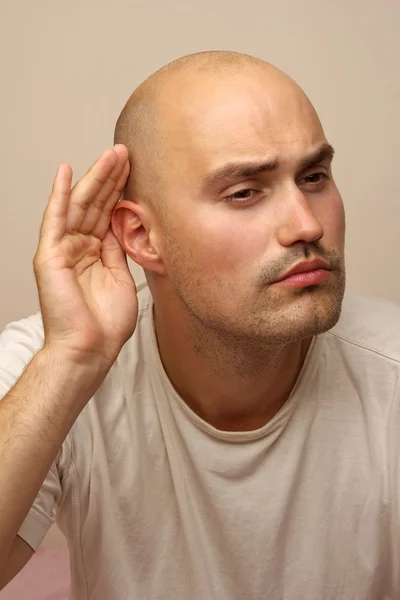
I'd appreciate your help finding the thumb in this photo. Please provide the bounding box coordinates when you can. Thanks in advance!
[101,227,131,276]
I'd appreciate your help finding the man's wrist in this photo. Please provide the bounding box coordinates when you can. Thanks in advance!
[33,345,111,405]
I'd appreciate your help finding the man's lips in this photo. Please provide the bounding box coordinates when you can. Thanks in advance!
[273,259,331,286]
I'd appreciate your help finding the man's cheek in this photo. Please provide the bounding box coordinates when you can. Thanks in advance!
[205,239,243,272]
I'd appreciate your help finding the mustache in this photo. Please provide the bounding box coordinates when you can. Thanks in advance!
[255,242,343,288]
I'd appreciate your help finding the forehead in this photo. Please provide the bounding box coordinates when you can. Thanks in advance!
[158,70,326,176]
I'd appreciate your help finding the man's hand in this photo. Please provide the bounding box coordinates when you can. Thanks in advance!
[33,144,138,369]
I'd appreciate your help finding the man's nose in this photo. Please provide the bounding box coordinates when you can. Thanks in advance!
[275,186,324,247]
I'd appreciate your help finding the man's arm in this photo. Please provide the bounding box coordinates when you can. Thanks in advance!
[0,143,137,586]
[0,348,107,584]
[0,537,34,590]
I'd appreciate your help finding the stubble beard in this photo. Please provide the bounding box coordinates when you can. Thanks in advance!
[173,262,346,380]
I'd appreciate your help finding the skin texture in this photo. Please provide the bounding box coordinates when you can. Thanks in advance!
[112,51,346,431]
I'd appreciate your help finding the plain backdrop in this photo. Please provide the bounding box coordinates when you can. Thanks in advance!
[0,0,399,547]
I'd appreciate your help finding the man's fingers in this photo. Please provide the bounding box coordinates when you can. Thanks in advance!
[38,145,129,258]
[65,148,120,232]
[91,160,131,240]
[39,163,73,248]
[79,146,129,235]
[100,227,131,275]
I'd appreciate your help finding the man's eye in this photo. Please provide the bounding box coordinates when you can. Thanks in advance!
[301,172,329,186]
[225,189,258,204]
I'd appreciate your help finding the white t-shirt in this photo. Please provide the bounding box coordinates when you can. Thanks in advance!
[1,284,400,600]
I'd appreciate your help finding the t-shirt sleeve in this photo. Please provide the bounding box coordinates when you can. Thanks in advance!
[0,313,64,551]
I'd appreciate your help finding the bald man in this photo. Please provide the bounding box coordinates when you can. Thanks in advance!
[1,51,399,599]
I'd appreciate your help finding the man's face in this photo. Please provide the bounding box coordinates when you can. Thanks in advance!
[155,69,346,343]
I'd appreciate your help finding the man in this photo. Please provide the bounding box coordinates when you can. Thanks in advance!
[0,50,399,599]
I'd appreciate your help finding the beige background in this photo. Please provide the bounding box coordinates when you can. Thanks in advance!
[0,0,399,548]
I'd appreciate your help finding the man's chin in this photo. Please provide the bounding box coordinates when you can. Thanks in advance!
[290,285,344,336]
[265,281,345,342]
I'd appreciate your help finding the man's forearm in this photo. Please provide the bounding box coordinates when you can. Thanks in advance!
[0,348,105,574]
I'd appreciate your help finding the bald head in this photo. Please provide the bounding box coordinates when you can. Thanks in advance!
[113,51,314,217]
[112,50,344,349]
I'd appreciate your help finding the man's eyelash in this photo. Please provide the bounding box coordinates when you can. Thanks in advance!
[300,172,330,185]
[224,171,329,204]
[225,189,258,203]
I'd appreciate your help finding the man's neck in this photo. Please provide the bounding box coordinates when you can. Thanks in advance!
[153,301,312,432]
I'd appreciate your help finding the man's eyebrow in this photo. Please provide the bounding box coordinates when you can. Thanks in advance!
[202,143,335,191]
[298,143,335,171]
[202,157,278,191]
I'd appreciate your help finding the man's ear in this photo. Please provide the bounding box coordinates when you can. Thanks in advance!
[111,200,166,275]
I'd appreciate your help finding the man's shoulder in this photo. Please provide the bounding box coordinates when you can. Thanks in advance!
[0,312,45,395]
[0,311,44,342]
[328,289,400,363]
[136,281,152,313]
[0,312,45,359]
